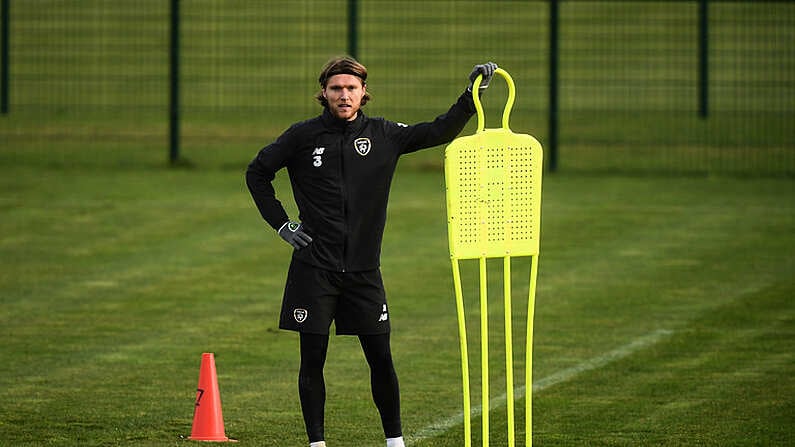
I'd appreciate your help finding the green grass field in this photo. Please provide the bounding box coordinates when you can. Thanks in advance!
[1,161,792,446]
[1,2,793,445]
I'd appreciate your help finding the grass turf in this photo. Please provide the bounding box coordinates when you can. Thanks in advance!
[0,162,792,446]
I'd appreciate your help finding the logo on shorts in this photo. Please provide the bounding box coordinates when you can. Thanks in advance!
[378,304,388,322]
[354,138,371,156]
[294,308,308,323]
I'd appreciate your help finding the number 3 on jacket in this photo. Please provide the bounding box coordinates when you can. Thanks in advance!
[312,147,325,167]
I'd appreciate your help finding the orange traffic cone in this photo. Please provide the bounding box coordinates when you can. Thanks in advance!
[189,353,234,442]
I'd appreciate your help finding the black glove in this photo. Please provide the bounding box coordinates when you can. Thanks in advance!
[468,62,498,92]
[278,221,313,250]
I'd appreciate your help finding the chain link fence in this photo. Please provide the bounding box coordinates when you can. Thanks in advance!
[1,0,793,174]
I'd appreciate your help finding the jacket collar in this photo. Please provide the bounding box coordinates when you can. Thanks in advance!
[321,108,366,133]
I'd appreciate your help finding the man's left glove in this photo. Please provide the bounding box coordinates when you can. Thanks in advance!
[278,221,313,250]
[468,62,498,92]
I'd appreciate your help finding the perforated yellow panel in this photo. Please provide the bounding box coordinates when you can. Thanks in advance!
[445,68,543,260]
[445,129,543,259]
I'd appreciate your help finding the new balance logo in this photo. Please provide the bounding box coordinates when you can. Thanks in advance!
[378,304,388,322]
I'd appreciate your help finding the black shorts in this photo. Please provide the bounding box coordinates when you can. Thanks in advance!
[279,259,391,335]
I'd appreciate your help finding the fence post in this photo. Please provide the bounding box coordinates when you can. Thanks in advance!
[169,0,180,163]
[698,0,709,119]
[548,0,559,172]
[348,0,358,59]
[1,0,9,114]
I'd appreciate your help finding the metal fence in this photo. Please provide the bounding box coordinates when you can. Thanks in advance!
[1,0,793,174]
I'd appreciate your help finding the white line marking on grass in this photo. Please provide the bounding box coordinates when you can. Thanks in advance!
[406,329,673,446]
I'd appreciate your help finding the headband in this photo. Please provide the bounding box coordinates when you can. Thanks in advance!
[319,69,367,86]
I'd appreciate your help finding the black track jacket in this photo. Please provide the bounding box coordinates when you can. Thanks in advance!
[246,90,476,272]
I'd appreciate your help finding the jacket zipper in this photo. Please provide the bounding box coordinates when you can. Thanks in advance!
[339,131,348,273]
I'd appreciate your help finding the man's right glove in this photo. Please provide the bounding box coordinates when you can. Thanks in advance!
[278,221,313,250]
[467,62,498,92]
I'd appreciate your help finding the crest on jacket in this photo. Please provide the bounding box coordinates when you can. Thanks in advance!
[354,138,371,156]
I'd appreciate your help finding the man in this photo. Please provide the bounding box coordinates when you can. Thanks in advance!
[246,56,496,447]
